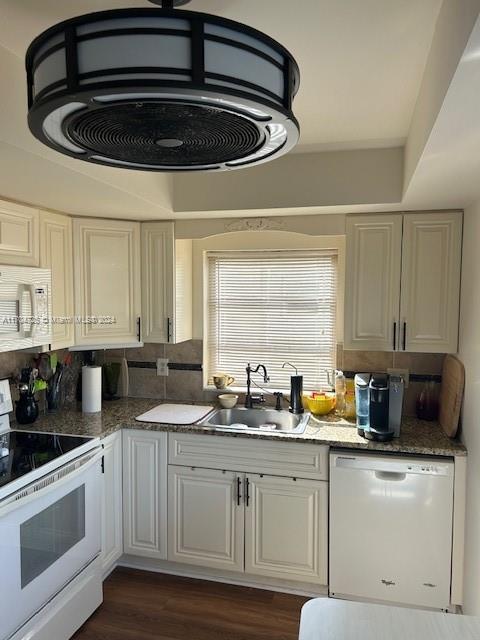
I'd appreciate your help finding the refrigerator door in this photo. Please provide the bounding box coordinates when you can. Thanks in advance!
[329,451,454,609]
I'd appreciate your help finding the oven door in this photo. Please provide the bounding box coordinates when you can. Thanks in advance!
[0,448,102,640]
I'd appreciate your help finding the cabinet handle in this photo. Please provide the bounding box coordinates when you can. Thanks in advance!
[381,579,396,587]
[244,477,250,507]
[166,317,171,343]
[393,321,397,351]
[402,322,407,351]
[236,477,242,506]
[136,317,141,342]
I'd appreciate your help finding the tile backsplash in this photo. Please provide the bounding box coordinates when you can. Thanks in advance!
[104,339,218,404]
[338,344,444,417]
[0,341,445,418]
[0,348,83,412]
[103,340,445,417]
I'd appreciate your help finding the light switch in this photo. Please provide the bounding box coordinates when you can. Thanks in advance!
[157,358,169,377]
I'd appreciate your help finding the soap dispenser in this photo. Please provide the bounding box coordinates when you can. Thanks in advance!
[282,362,304,414]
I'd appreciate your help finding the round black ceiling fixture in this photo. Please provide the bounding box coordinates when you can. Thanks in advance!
[25,1,300,172]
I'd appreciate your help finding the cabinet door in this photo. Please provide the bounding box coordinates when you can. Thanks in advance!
[174,238,193,343]
[345,215,402,351]
[73,218,141,346]
[245,475,328,584]
[101,431,123,575]
[0,201,39,266]
[141,222,193,344]
[168,465,245,572]
[400,212,462,353]
[123,431,168,560]
[40,211,74,349]
[141,222,174,343]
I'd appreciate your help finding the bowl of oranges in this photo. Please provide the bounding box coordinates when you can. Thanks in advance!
[303,391,336,415]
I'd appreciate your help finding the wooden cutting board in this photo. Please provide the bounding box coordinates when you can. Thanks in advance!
[136,404,213,425]
[439,355,465,438]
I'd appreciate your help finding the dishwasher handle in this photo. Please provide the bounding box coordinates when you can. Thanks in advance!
[375,470,406,482]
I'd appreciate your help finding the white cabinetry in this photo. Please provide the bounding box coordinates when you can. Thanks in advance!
[167,434,329,585]
[0,200,39,266]
[39,211,74,349]
[345,215,402,351]
[123,430,168,560]
[245,474,328,584]
[101,431,123,575]
[73,218,141,347]
[168,466,244,572]
[345,212,462,353]
[141,222,192,344]
[400,213,462,353]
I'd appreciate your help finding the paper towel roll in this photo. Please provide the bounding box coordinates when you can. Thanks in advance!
[82,365,102,413]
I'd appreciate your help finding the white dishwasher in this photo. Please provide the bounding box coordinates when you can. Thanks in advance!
[329,451,454,610]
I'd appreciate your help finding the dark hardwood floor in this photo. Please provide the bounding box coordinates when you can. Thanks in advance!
[73,568,310,640]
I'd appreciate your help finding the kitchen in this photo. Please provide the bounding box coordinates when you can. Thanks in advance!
[0,1,480,639]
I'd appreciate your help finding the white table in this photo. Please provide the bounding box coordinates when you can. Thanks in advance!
[299,599,480,640]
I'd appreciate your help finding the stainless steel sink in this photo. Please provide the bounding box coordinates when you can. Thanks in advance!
[199,407,310,434]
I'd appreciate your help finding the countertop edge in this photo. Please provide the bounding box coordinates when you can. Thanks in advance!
[99,419,467,458]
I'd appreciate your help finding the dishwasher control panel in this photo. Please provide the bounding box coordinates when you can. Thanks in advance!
[405,463,450,475]
[333,453,453,477]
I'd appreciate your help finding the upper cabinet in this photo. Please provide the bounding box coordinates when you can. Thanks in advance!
[141,222,192,344]
[345,212,462,353]
[0,200,39,266]
[400,213,462,353]
[39,211,74,350]
[345,215,402,352]
[73,218,141,347]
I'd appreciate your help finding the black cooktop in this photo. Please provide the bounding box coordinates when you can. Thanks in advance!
[0,430,93,489]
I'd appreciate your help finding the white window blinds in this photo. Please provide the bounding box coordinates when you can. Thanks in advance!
[206,249,338,391]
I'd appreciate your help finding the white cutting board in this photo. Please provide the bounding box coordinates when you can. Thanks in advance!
[135,404,213,425]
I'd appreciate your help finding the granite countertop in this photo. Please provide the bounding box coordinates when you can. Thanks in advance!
[15,397,467,458]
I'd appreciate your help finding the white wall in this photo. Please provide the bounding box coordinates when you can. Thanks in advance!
[174,148,403,213]
[458,199,480,614]
[404,0,480,192]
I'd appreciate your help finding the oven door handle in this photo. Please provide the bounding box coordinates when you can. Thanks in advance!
[0,447,103,515]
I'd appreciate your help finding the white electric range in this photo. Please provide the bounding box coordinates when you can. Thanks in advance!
[0,379,103,640]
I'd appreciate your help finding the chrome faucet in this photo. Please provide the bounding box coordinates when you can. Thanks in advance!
[245,363,270,408]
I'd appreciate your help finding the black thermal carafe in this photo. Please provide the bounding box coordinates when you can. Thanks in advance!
[289,375,304,414]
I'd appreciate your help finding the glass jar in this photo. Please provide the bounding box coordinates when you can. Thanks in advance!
[416,379,439,421]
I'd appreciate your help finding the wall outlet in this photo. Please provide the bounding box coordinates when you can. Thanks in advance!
[157,358,169,377]
[387,368,409,388]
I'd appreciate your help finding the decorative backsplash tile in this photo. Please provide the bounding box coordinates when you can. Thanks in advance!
[0,340,438,418]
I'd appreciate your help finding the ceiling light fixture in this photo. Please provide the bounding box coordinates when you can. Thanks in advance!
[25,0,300,172]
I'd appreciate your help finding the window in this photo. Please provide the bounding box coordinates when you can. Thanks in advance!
[206,249,338,391]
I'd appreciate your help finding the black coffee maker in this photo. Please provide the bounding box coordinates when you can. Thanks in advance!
[365,374,394,442]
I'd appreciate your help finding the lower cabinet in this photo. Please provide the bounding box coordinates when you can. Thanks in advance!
[168,466,245,572]
[167,463,328,585]
[101,432,123,575]
[123,430,168,560]
[245,475,328,584]
[118,431,328,586]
